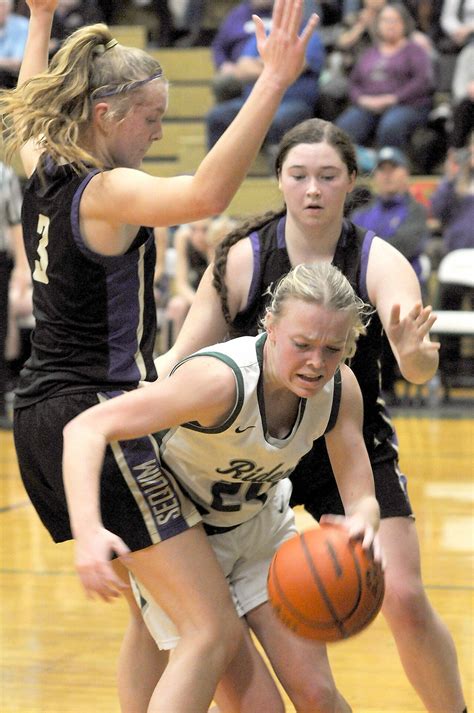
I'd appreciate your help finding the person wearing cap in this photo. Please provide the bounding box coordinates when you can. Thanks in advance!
[351,145,431,399]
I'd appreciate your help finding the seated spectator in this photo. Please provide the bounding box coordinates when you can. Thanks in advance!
[165,216,236,344]
[49,0,104,52]
[430,141,474,382]
[450,40,474,149]
[0,0,28,89]
[440,0,474,50]
[210,1,274,103]
[335,3,434,154]
[0,162,30,429]
[350,146,431,400]
[317,0,386,120]
[207,10,325,164]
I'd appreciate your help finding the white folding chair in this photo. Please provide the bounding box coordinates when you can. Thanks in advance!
[430,249,474,402]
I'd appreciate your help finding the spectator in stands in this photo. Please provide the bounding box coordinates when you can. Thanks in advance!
[350,145,431,399]
[430,140,474,381]
[0,162,28,429]
[0,0,28,88]
[207,9,325,164]
[450,40,474,149]
[431,142,474,257]
[165,215,236,344]
[440,0,474,50]
[48,0,104,53]
[165,219,212,343]
[335,3,434,154]
[210,1,274,102]
[317,0,386,120]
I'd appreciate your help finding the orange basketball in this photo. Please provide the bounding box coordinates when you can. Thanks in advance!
[267,523,385,642]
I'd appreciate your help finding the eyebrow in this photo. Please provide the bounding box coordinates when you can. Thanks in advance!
[288,164,340,171]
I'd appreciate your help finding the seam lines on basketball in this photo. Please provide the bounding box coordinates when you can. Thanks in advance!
[343,544,364,618]
[349,571,385,635]
[300,533,347,636]
[269,549,339,632]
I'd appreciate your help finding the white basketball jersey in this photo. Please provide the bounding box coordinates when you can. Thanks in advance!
[158,334,341,528]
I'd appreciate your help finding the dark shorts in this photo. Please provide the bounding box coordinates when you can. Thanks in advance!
[289,437,412,521]
[14,391,201,548]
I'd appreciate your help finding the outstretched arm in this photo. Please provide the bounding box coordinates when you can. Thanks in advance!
[324,364,381,561]
[367,237,439,384]
[155,237,254,377]
[18,0,58,176]
[85,1,319,228]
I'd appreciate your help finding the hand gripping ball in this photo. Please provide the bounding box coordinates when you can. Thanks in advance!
[268,523,385,641]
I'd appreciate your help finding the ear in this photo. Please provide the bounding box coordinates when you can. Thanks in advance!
[92,101,111,131]
[265,313,277,343]
[347,170,357,194]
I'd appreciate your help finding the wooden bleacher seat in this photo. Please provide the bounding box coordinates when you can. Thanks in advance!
[108,25,147,50]
[148,48,214,82]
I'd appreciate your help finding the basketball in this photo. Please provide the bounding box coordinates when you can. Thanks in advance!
[267,523,385,642]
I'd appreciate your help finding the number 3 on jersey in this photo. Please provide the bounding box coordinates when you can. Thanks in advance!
[33,214,50,284]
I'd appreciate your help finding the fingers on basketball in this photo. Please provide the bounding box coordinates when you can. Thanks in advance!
[267,522,385,642]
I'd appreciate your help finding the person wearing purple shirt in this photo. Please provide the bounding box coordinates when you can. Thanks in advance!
[207,15,325,157]
[336,3,434,152]
[211,1,274,69]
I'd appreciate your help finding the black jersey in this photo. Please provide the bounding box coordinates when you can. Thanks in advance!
[229,215,396,461]
[186,241,208,291]
[16,158,158,406]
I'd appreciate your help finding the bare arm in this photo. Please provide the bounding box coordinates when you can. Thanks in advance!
[63,357,237,599]
[366,237,439,384]
[18,0,58,177]
[82,1,319,228]
[154,237,254,377]
[324,364,381,559]
[173,226,199,304]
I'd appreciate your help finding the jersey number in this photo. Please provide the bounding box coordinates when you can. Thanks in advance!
[32,214,50,284]
[210,481,268,512]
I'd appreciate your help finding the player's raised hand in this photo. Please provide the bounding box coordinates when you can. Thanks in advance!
[387,302,440,360]
[254,0,319,89]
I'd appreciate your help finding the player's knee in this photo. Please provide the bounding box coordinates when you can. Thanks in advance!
[382,575,432,630]
[285,672,341,713]
[188,613,243,672]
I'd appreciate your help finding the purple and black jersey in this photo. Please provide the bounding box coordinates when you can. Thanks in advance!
[16,158,158,406]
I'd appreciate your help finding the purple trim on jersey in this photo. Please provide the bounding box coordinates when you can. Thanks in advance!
[69,173,151,383]
[359,230,376,303]
[246,231,261,307]
[277,216,286,248]
[105,253,144,381]
[122,436,191,540]
[70,169,101,259]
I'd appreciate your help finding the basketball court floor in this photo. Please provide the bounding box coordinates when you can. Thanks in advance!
[1,399,472,712]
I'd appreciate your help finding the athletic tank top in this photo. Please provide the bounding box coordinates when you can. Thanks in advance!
[158,334,341,528]
[186,240,208,291]
[16,157,157,405]
[228,216,396,461]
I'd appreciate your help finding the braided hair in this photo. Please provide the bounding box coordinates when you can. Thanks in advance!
[213,118,366,324]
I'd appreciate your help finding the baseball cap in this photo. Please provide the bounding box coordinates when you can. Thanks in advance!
[375,146,408,168]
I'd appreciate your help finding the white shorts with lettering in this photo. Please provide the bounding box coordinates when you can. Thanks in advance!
[130,478,297,650]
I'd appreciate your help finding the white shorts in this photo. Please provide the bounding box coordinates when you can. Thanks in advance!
[130,478,297,650]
